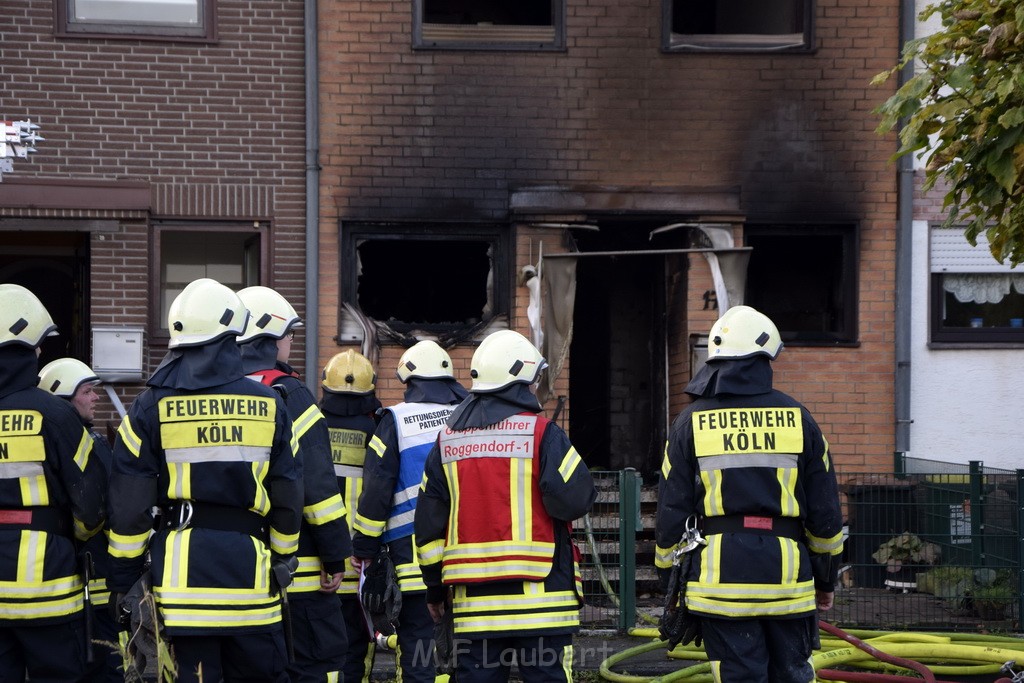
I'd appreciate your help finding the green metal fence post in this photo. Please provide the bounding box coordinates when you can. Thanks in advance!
[618,468,640,630]
[969,461,983,566]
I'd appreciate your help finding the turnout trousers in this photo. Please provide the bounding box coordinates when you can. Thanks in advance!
[173,629,290,683]
[453,634,573,683]
[340,596,375,683]
[699,614,818,683]
[287,591,348,683]
[0,617,89,683]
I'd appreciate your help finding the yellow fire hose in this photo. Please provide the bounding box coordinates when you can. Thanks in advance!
[598,625,1024,683]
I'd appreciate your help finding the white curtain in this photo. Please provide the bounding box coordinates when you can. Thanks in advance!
[943,273,1024,304]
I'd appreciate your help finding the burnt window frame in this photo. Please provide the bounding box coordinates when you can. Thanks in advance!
[339,221,511,339]
[662,0,814,53]
[55,0,216,41]
[743,222,858,346]
[412,0,565,51]
[150,221,267,344]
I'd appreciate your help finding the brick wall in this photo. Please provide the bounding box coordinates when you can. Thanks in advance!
[318,0,902,472]
[4,0,310,427]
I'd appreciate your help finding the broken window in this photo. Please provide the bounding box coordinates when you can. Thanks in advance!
[664,0,812,52]
[340,223,510,339]
[414,0,564,50]
[744,223,857,344]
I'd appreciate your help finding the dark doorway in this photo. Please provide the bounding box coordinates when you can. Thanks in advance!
[0,232,89,367]
[568,223,683,477]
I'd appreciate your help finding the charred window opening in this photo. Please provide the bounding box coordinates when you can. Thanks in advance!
[744,223,857,344]
[414,0,564,50]
[664,0,812,52]
[341,223,510,336]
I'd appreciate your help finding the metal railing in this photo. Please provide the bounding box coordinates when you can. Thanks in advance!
[573,457,1022,633]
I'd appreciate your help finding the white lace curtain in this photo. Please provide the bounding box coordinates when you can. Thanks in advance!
[943,273,1024,304]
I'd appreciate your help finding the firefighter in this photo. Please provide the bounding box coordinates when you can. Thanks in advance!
[654,305,844,683]
[319,349,383,683]
[37,357,121,682]
[237,285,352,683]
[106,278,304,683]
[352,340,468,683]
[415,329,597,683]
[0,284,107,682]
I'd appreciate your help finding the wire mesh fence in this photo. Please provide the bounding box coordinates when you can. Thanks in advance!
[573,457,1022,633]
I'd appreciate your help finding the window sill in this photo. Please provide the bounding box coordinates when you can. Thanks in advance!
[416,23,562,50]
[665,32,811,53]
[927,341,1024,350]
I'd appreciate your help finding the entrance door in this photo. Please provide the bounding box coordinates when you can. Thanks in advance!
[567,223,685,477]
[0,232,89,367]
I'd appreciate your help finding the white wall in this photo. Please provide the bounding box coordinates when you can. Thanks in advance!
[908,220,1022,471]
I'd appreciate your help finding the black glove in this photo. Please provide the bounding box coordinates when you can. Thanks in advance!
[658,603,702,649]
[361,546,402,632]
[433,604,455,676]
[108,591,131,632]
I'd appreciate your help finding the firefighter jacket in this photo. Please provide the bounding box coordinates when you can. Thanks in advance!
[0,345,106,626]
[654,356,844,620]
[352,378,466,593]
[246,359,352,596]
[415,385,597,638]
[81,420,114,609]
[320,391,380,596]
[107,339,303,635]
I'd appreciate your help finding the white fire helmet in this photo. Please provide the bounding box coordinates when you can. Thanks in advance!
[236,286,303,343]
[167,278,250,349]
[707,305,783,362]
[396,340,454,383]
[0,283,58,349]
[38,358,101,397]
[469,330,547,393]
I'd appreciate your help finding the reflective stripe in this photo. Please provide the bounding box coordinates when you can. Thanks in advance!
[418,539,444,566]
[443,560,552,583]
[353,512,385,537]
[661,442,671,479]
[369,435,385,458]
[290,556,327,593]
[334,464,362,479]
[291,404,324,441]
[117,416,142,457]
[164,445,272,464]
[654,544,677,569]
[392,483,419,506]
[73,429,92,472]
[696,452,800,470]
[304,493,346,525]
[0,462,44,479]
[807,529,844,555]
[454,610,579,632]
[20,470,48,505]
[686,592,816,617]
[108,530,150,558]
[385,508,415,532]
[557,447,582,483]
[270,527,299,556]
[443,541,553,559]
[455,589,579,611]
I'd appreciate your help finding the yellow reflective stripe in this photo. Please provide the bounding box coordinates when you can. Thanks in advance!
[368,435,385,458]
[780,536,798,584]
[291,404,324,441]
[661,443,671,479]
[108,530,150,558]
[353,512,385,537]
[252,461,271,515]
[822,436,831,471]
[455,588,579,612]
[443,560,552,583]
[73,429,92,472]
[118,415,142,457]
[74,518,102,542]
[255,536,271,593]
[699,534,723,584]
[289,429,300,458]
[446,460,461,545]
[806,529,844,555]
[562,644,574,681]
[686,591,816,617]
[162,529,191,589]
[688,579,815,600]
[557,447,581,483]
[304,493,346,525]
[327,672,340,683]
[454,610,579,632]
[19,473,48,506]
[510,454,528,541]
[444,541,554,559]
[778,466,799,517]
[167,462,190,500]
[700,469,724,517]
[654,544,677,569]
[418,539,444,566]
[344,477,363,533]
[155,602,282,629]
[270,528,299,556]
[19,530,43,583]
[0,589,84,620]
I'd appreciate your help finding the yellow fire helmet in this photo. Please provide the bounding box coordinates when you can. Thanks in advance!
[236,286,303,343]
[38,357,101,397]
[167,278,250,349]
[469,329,547,393]
[396,340,454,383]
[707,305,783,362]
[0,283,58,349]
[322,349,377,395]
